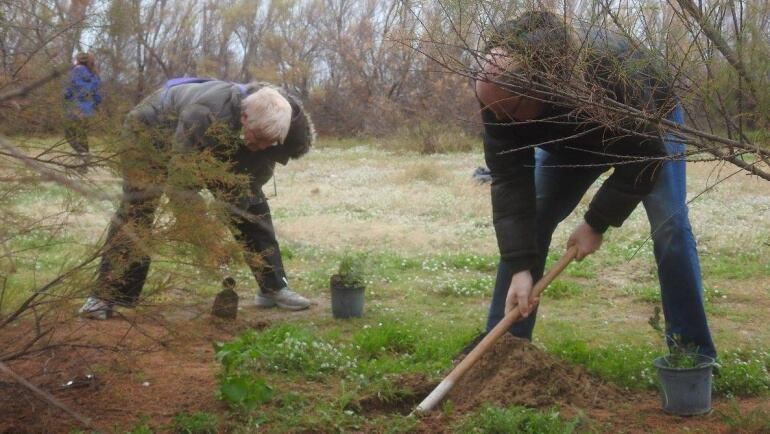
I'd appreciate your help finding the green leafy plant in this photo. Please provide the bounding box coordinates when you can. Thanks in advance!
[218,374,274,413]
[214,325,358,379]
[648,306,705,369]
[333,254,368,288]
[713,349,770,395]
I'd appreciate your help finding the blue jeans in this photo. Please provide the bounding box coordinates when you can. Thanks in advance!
[485,107,717,358]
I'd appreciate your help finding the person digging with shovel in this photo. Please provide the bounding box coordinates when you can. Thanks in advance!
[470,11,716,359]
[79,79,314,319]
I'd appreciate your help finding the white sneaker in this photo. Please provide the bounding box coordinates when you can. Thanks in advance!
[254,287,311,311]
[78,296,113,320]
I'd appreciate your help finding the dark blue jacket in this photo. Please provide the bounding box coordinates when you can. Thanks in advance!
[64,64,102,118]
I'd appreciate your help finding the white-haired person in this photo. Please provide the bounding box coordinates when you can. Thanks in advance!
[79,79,315,319]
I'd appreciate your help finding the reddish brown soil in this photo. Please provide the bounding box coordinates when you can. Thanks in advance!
[447,335,627,412]
[0,301,300,434]
[356,374,436,416]
[1,308,768,433]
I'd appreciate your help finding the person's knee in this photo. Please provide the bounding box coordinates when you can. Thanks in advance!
[651,212,695,250]
[238,195,269,218]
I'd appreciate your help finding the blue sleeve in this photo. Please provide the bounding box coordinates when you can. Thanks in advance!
[64,69,81,101]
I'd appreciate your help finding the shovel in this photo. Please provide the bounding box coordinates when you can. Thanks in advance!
[414,246,578,413]
[211,276,238,319]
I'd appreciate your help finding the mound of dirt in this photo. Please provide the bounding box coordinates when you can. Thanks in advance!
[447,334,628,412]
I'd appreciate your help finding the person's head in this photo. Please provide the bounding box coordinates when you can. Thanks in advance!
[240,87,293,151]
[75,52,90,65]
[476,11,575,121]
[75,52,97,72]
[475,47,547,122]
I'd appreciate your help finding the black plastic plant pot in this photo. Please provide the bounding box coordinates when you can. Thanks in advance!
[653,354,715,416]
[330,275,365,319]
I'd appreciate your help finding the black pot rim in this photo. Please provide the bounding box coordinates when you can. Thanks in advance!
[330,275,365,292]
[653,354,716,371]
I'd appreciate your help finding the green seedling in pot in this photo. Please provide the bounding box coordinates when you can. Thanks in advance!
[648,306,708,369]
[330,254,369,319]
[332,254,367,289]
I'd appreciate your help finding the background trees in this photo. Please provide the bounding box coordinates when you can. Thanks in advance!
[2,1,767,147]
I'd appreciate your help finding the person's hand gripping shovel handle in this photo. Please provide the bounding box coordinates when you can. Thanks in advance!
[413,246,578,414]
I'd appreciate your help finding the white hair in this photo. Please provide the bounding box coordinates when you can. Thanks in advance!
[241,87,292,144]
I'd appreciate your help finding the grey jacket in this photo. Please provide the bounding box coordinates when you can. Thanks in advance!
[126,80,314,190]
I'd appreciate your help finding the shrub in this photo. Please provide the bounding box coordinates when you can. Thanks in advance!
[334,254,368,288]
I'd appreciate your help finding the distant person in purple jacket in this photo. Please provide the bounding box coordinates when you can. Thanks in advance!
[64,52,102,171]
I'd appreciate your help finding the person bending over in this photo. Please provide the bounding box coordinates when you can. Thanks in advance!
[80,79,314,319]
[475,11,715,358]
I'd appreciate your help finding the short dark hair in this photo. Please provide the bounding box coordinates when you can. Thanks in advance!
[485,11,573,80]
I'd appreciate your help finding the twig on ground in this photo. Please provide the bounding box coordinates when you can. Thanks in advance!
[0,361,100,432]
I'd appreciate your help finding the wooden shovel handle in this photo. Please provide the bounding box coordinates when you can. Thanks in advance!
[414,246,578,413]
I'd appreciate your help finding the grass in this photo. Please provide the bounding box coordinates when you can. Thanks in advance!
[544,338,662,390]
[718,398,770,432]
[543,336,770,395]
[7,144,770,432]
[564,259,597,279]
[210,318,769,431]
[621,284,660,303]
[701,251,770,280]
[453,405,581,434]
[123,417,154,434]
[714,349,770,396]
[215,319,473,383]
[545,280,587,299]
[171,412,220,434]
[211,319,476,431]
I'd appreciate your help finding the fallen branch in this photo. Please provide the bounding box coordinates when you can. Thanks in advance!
[0,361,100,432]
